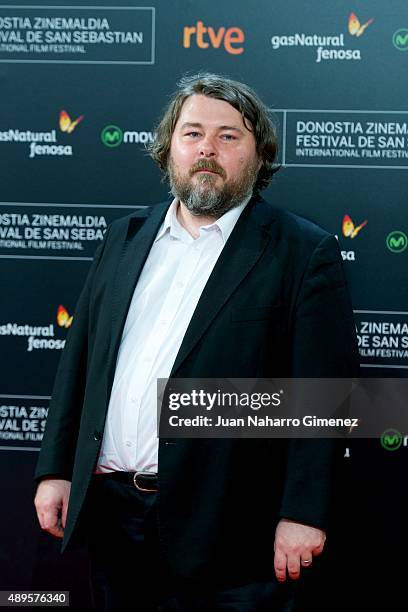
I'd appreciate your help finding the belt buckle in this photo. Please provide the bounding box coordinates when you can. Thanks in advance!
[133,470,158,493]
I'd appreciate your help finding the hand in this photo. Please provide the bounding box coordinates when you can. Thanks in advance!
[274,518,326,582]
[34,478,71,539]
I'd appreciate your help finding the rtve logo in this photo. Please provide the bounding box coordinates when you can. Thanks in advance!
[183,21,244,55]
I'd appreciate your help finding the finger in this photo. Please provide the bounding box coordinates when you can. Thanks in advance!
[43,524,64,539]
[36,508,51,531]
[35,508,45,530]
[287,553,301,580]
[41,508,64,539]
[38,511,64,538]
[300,554,313,568]
[313,540,325,556]
[274,549,287,582]
[61,500,68,529]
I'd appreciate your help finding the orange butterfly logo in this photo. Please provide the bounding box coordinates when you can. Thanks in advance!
[57,305,73,328]
[342,214,367,239]
[348,13,374,37]
[59,110,84,133]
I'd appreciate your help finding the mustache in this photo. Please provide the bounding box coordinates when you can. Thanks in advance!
[189,159,227,179]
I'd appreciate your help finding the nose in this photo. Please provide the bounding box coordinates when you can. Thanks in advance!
[199,135,217,158]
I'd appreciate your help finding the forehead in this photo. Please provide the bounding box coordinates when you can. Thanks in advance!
[175,94,251,132]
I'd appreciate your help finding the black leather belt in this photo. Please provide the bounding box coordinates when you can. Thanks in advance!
[100,470,158,492]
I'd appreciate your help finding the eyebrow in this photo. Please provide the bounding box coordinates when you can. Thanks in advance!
[179,122,245,134]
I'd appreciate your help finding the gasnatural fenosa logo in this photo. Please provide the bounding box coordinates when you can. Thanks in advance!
[270,12,374,63]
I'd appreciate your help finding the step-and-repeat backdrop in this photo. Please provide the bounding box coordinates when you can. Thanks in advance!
[1,1,407,609]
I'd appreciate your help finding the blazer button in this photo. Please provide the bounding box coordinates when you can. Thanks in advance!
[93,430,102,441]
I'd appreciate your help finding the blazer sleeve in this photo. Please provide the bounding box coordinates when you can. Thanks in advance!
[34,229,111,482]
[278,234,360,528]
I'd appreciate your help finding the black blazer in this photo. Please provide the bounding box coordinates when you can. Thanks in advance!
[35,196,359,584]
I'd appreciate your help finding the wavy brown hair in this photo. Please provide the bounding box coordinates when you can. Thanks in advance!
[147,73,280,194]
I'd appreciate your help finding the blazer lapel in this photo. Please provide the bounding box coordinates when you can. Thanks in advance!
[171,197,277,376]
[107,201,169,378]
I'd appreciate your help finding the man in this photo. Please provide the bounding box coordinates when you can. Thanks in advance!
[34,73,359,611]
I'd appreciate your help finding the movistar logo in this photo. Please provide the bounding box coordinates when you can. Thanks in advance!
[392,28,408,51]
[381,429,403,451]
[101,125,123,148]
[386,230,408,253]
[101,125,153,147]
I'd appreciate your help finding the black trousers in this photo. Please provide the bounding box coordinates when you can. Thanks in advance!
[86,474,300,612]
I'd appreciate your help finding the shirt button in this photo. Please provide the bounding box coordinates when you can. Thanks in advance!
[176,281,184,288]
[125,441,132,447]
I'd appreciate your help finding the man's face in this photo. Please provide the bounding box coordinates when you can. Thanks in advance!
[168,94,261,217]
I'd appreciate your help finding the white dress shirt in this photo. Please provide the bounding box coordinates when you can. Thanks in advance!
[95,197,249,474]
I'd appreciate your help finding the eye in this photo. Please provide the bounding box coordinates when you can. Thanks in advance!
[220,133,237,141]
[184,131,201,138]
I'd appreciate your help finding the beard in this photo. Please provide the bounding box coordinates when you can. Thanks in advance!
[168,156,259,218]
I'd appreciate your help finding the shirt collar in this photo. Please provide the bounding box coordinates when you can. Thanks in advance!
[155,198,182,242]
[155,195,251,245]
